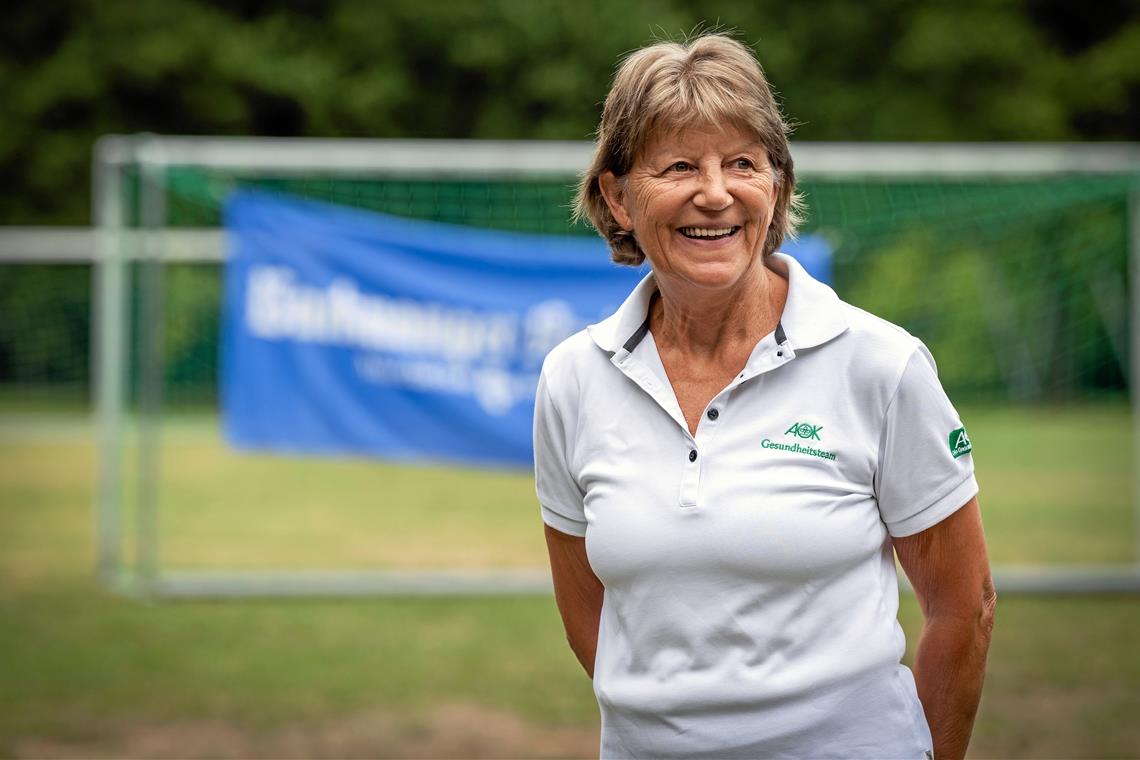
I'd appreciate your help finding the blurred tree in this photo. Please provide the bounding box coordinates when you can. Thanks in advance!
[1,0,1138,224]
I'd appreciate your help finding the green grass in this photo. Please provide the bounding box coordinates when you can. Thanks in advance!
[0,404,1137,757]
[12,402,1127,574]
[965,403,1133,564]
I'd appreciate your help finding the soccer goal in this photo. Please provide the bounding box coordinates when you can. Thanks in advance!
[92,136,1140,597]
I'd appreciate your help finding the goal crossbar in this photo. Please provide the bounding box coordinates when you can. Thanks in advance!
[97,134,1140,177]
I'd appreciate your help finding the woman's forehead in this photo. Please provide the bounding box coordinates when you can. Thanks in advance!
[639,123,766,160]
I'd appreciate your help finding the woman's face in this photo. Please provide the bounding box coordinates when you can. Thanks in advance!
[601,124,778,295]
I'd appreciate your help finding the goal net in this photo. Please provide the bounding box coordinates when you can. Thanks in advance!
[87,137,1139,596]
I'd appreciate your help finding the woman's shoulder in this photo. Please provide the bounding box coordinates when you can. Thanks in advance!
[538,328,608,389]
[836,301,925,359]
[827,301,937,396]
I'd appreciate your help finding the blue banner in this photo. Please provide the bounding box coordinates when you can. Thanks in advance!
[221,190,830,468]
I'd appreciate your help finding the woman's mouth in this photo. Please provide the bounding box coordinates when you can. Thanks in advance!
[678,226,741,240]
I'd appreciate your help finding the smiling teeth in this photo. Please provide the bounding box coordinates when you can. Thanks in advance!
[680,226,737,238]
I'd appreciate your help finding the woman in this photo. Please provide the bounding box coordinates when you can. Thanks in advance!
[534,33,996,760]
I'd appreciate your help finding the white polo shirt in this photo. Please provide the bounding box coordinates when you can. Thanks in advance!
[534,253,977,759]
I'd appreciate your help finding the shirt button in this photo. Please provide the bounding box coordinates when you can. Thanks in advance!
[688,449,698,462]
[706,408,719,420]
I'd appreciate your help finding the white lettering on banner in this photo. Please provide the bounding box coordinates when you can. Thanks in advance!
[245,265,574,415]
[245,266,521,360]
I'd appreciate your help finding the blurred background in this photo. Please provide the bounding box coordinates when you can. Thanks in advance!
[2,0,1139,757]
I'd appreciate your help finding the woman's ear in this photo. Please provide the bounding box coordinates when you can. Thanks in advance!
[598,171,634,231]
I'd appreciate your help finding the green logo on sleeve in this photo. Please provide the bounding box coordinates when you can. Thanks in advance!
[949,427,973,458]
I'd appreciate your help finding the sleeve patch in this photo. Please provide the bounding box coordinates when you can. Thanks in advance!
[949,427,973,459]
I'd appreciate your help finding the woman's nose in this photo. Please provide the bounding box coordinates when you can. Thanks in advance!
[694,167,733,211]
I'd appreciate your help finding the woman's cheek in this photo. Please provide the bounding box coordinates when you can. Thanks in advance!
[630,178,666,211]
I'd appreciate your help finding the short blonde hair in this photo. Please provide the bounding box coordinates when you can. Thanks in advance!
[575,34,803,266]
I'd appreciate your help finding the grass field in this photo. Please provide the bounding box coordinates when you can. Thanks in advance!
[1,403,1137,757]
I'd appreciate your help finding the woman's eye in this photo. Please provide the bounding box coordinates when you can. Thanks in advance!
[669,161,692,173]
[733,158,755,170]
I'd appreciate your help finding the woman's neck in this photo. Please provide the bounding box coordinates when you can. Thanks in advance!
[650,259,788,360]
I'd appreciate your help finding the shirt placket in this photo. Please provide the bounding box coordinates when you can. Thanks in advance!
[684,337,798,507]
[614,330,796,510]
[679,400,719,508]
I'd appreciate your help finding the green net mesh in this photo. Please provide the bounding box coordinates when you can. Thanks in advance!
[166,166,1135,405]
[0,162,1134,408]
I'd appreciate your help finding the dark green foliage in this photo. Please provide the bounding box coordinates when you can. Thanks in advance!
[2,0,1139,225]
[0,265,90,389]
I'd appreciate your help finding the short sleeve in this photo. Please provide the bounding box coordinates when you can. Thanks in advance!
[876,343,979,537]
[533,366,587,537]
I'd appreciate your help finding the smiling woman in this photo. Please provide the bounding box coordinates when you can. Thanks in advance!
[575,36,802,268]
[599,125,778,298]
[536,33,994,760]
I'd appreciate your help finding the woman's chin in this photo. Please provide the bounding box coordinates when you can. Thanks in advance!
[670,260,758,294]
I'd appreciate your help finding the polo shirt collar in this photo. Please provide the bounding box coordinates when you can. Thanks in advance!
[587,252,848,355]
[766,252,849,350]
[586,270,658,355]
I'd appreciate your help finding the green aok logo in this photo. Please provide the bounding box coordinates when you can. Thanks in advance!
[949,427,973,458]
[785,421,823,441]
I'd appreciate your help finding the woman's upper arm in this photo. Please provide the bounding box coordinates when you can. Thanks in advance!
[545,523,604,621]
[892,497,995,618]
[545,523,604,675]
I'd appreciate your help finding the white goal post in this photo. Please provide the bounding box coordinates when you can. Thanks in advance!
[87,135,1140,597]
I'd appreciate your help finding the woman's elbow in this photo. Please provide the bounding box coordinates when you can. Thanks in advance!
[982,577,997,623]
[977,575,997,650]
